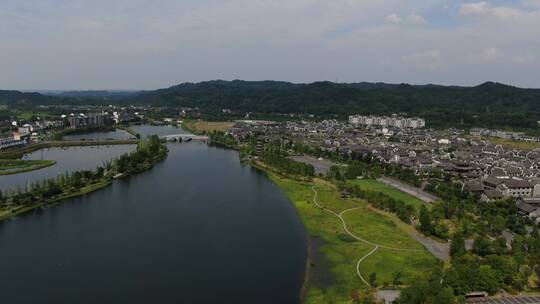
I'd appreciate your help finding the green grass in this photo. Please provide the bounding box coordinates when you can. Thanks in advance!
[16,111,51,120]
[267,173,439,303]
[0,159,56,175]
[488,137,540,151]
[348,179,426,211]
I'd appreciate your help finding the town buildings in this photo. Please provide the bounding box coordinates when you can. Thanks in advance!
[349,115,426,129]
[67,113,109,129]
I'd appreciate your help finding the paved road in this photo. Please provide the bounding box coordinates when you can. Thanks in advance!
[378,176,439,203]
[310,186,423,288]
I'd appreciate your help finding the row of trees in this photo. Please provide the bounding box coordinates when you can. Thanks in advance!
[208,131,238,148]
[261,147,315,177]
[339,183,415,224]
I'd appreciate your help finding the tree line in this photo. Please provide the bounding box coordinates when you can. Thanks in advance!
[0,135,168,209]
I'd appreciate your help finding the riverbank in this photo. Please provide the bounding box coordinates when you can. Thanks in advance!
[116,125,140,138]
[0,136,167,222]
[0,179,112,221]
[0,139,138,159]
[0,159,56,175]
[251,161,440,303]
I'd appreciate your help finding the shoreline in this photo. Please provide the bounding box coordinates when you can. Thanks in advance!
[248,160,313,302]
[0,179,112,222]
[0,138,168,223]
[0,140,139,159]
[0,159,56,176]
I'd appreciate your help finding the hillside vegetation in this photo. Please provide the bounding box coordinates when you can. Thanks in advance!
[3,80,540,130]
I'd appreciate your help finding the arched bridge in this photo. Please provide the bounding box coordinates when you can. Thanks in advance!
[160,134,209,142]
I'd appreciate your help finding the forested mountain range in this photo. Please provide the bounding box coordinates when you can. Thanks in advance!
[2,80,540,130]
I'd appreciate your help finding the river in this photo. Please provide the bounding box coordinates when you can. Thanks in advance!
[0,126,307,304]
[63,129,134,141]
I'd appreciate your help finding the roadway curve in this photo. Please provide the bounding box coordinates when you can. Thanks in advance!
[310,186,423,288]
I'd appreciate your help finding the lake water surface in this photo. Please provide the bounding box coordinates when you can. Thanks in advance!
[0,145,136,192]
[0,126,307,304]
[63,129,133,141]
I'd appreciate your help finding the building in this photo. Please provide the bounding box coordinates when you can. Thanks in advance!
[0,133,27,150]
[68,113,109,129]
[499,178,533,198]
[349,115,425,129]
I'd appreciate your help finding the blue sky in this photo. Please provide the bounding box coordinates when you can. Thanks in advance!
[0,0,539,90]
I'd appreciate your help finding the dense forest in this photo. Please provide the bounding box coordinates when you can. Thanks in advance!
[3,80,540,130]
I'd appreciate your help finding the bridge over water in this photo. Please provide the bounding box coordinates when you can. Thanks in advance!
[160,134,209,142]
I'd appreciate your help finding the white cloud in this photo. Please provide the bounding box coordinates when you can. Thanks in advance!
[459,1,537,20]
[401,50,444,70]
[512,55,536,65]
[0,0,539,89]
[406,13,427,25]
[384,12,426,25]
[469,47,504,64]
[460,2,491,15]
[522,0,540,8]
[385,14,402,23]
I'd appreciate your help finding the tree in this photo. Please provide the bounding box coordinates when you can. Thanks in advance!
[491,215,506,234]
[351,289,377,304]
[419,206,433,234]
[369,272,377,287]
[393,271,402,288]
[395,270,457,304]
[473,237,492,256]
[450,233,466,257]
[476,265,499,295]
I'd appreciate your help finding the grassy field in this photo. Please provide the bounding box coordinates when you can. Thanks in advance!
[0,159,56,175]
[182,120,234,134]
[347,179,427,211]
[15,111,52,120]
[268,173,439,303]
[488,137,540,150]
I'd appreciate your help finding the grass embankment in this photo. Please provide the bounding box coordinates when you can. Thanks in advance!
[488,137,540,150]
[0,140,138,159]
[116,125,139,138]
[347,179,427,211]
[0,180,111,221]
[266,173,439,303]
[182,120,234,134]
[0,159,56,175]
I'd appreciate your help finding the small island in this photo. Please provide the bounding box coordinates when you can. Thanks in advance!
[0,159,56,175]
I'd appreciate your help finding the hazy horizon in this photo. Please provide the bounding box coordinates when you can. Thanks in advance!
[17,79,540,93]
[1,1,539,90]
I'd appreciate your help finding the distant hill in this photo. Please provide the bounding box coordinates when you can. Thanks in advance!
[133,80,540,130]
[2,80,540,130]
[41,90,142,98]
[0,90,56,105]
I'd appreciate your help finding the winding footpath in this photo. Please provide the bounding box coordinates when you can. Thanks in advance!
[310,186,423,288]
